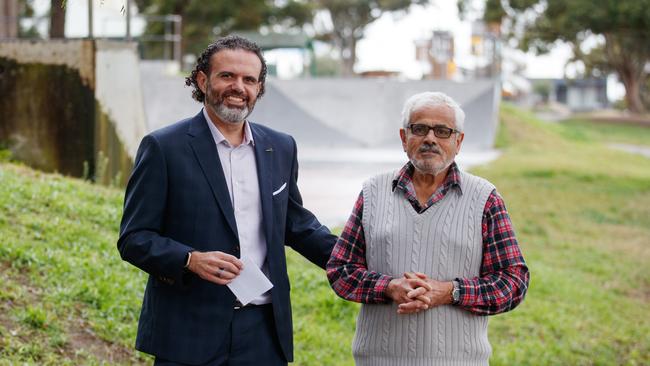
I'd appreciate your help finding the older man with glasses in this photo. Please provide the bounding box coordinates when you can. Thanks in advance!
[327,91,529,366]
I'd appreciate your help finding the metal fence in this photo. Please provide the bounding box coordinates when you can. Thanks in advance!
[0,12,181,67]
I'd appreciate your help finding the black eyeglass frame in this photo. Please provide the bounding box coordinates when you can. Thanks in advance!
[406,124,461,139]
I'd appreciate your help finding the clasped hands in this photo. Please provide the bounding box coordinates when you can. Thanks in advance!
[385,272,454,314]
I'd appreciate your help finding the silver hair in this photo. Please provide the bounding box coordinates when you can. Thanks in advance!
[401,92,465,131]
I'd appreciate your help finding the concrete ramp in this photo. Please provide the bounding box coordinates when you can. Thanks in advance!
[265,79,499,151]
[249,83,362,147]
[140,61,201,132]
[139,63,360,148]
[139,69,499,152]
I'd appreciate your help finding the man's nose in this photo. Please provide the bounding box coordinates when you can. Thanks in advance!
[423,128,437,142]
[229,77,245,92]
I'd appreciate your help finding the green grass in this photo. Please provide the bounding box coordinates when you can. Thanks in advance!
[557,118,650,146]
[0,163,148,365]
[1,103,649,365]
[473,104,650,365]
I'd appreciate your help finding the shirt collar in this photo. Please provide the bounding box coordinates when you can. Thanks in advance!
[392,161,462,194]
[203,107,255,147]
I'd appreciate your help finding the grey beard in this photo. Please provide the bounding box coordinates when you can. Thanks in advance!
[215,103,251,124]
[409,143,451,175]
[409,156,450,176]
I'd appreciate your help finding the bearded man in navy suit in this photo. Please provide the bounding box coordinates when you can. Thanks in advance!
[118,35,337,366]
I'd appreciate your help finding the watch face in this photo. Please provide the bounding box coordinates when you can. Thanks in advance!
[452,283,460,302]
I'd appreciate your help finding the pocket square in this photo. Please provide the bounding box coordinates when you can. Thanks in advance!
[272,182,287,196]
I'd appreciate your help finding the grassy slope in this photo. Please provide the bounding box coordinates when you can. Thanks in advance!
[473,105,650,365]
[0,104,648,365]
[0,163,148,365]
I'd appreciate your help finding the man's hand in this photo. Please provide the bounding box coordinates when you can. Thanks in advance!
[385,275,433,312]
[187,251,244,285]
[397,272,454,314]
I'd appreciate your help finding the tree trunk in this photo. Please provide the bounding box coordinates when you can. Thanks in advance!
[340,35,357,77]
[604,33,647,114]
[0,0,19,38]
[619,71,646,114]
[327,4,369,78]
[49,0,65,38]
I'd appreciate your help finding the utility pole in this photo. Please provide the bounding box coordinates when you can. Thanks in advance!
[1,0,19,39]
[88,0,93,38]
[126,0,131,40]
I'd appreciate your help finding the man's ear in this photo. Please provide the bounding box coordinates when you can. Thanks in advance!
[197,70,208,94]
[455,132,465,154]
[254,81,261,97]
[399,128,407,152]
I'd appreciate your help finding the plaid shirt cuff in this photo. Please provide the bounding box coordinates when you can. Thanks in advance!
[455,277,475,307]
[374,274,393,303]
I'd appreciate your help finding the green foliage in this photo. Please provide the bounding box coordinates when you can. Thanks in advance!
[0,149,12,162]
[94,150,109,185]
[475,0,650,113]
[134,0,425,75]
[643,74,650,109]
[315,0,426,75]
[19,306,48,329]
[0,103,649,364]
[313,54,342,77]
[134,0,313,58]
[532,80,551,102]
[483,0,506,23]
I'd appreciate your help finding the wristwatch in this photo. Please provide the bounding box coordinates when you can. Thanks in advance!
[451,280,461,305]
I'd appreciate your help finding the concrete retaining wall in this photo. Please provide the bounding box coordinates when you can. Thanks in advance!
[0,39,147,185]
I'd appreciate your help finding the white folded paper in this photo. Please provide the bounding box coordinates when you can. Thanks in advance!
[227,257,273,305]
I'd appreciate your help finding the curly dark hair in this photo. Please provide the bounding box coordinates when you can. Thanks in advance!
[185,35,267,103]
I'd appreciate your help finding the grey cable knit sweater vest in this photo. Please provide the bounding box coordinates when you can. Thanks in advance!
[353,170,495,366]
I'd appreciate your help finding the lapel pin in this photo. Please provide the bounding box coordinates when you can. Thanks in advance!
[265,147,273,152]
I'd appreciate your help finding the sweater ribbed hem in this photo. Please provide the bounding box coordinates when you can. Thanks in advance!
[354,356,488,366]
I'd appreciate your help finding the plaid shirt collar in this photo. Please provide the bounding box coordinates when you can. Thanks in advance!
[392,161,462,212]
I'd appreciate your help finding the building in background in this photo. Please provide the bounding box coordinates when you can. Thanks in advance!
[529,78,608,112]
[467,21,500,79]
[415,31,456,80]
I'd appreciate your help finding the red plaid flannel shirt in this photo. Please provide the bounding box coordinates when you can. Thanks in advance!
[326,162,529,315]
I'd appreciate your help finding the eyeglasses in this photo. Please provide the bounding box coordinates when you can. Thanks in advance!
[407,124,460,138]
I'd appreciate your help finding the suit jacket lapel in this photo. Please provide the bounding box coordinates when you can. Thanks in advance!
[187,112,239,238]
[251,123,274,246]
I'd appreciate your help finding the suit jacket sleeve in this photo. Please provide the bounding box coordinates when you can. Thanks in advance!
[283,137,337,269]
[117,134,194,287]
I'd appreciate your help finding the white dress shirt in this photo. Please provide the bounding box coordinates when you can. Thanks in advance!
[203,108,271,304]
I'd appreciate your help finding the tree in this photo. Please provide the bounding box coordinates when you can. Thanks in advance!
[1,0,41,39]
[1,0,19,38]
[465,0,650,114]
[50,0,65,38]
[134,0,312,59]
[314,0,426,76]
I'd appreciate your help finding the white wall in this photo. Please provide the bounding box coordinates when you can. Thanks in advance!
[95,40,148,159]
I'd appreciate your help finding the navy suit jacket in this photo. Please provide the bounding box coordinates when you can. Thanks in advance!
[118,111,336,364]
